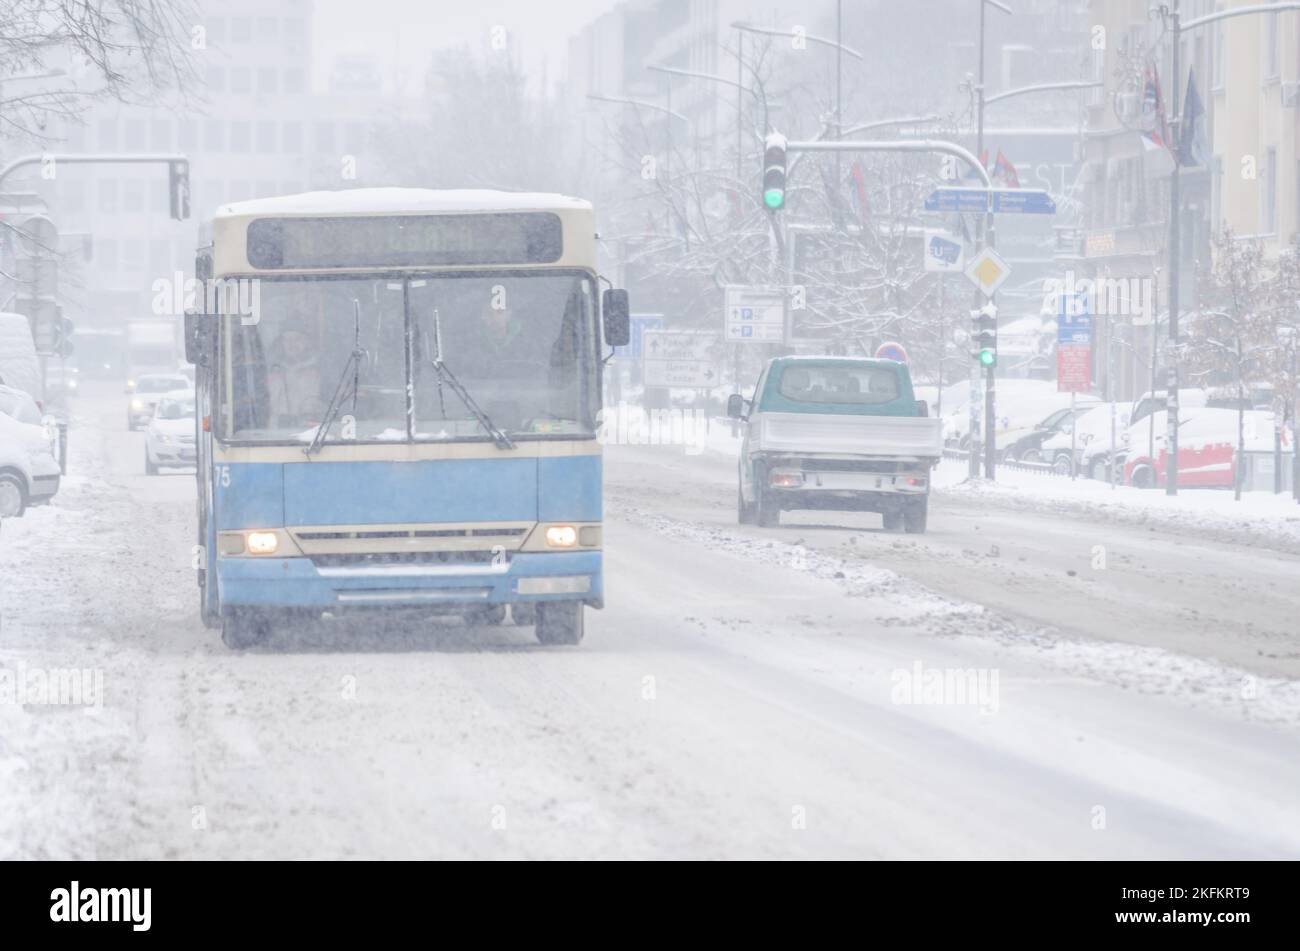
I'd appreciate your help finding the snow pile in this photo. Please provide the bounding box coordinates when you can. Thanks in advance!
[934,460,1300,554]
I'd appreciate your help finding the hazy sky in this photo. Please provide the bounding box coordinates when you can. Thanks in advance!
[313,0,619,94]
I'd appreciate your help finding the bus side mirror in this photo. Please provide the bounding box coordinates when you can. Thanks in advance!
[184,310,215,366]
[727,394,747,419]
[602,289,630,347]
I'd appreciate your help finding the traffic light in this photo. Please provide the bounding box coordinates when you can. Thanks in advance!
[762,133,788,210]
[169,160,191,221]
[971,302,997,368]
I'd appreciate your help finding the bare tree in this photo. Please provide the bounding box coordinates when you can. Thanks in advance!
[0,0,198,145]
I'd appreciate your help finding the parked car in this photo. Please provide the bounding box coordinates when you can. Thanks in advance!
[729,357,942,532]
[0,404,60,515]
[1000,399,1102,463]
[127,373,191,430]
[1123,407,1293,489]
[0,311,42,405]
[145,391,197,474]
[1039,402,1132,476]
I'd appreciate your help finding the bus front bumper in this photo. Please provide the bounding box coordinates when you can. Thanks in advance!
[215,551,603,611]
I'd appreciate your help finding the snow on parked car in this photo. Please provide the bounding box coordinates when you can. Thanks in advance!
[1122,407,1294,489]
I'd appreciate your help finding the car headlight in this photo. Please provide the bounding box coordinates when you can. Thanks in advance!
[155,433,171,444]
[544,525,578,548]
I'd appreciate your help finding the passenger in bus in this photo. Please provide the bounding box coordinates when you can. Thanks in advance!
[266,320,326,427]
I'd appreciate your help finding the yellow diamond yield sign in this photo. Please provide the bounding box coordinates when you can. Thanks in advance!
[964,248,1011,298]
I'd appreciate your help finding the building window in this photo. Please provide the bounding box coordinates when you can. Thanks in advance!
[230,121,251,152]
[231,17,252,43]
[149,181,167,215]
[255,121,277,152]
[230,67,251,94]
[254,180,278,198]
[122,239,143,271]
[256,17,279,42]
[204,119,225,152]
[123,119,146,150]
[206,18,225,46]
[206,66,225,92]
[282,121,303,152]
[99,180,118,213]
[178,119,198,150]
[314,122,336,153]
[123,179,144,213]
[150,119,172,151]
[97,239,117,270]
[284,69,305,94]
[229,181,251,202]
[256,68,279,95]
[98,119,118,149]
[1263,147,1277,233]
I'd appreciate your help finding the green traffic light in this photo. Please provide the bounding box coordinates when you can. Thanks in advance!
[978,349,996,367]
[763,189,785,210]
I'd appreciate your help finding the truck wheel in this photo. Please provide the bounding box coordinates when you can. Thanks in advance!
[221,608,272,649]
[737,481,755,524]
[466,604,506,626]
[903,500,928,534]
[881,509,903,532]
[511,603,537,626]
[535,602,584,645]
[755,489,780,527]
[0,472,27,518]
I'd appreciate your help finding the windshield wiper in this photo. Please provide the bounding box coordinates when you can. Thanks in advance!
[305,300,366,457]
[427,308,514,450]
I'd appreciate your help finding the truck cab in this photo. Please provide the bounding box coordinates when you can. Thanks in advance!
[728,357,942,532]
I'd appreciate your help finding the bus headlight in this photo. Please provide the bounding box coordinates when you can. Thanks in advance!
[544,525,578,548]
[246,531,279,555]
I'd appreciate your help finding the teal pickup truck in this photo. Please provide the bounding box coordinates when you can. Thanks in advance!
[727,357,943,532]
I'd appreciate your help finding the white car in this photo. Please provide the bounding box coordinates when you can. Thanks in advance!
[1039,403,1132,477]
[128,373,192,430]
[145,391,197,474]
[0,400,60,516]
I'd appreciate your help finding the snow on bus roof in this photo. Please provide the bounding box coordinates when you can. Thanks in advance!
[214,187,591,219]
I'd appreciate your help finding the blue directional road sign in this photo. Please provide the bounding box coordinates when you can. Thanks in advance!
[1057,294,1093,345]
[925,187,1057,215]
[619,314,665,360]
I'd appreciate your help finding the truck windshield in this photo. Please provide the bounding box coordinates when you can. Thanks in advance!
[222,273,596,443]
[778,364,900,405]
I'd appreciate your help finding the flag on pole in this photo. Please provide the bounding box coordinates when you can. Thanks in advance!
[1177,68,1209,167]
[1141,64,1171,151]
[993,149,1021,188]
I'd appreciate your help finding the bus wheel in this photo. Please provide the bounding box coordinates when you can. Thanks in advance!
[466,604,506,626]
[511,603,537,626]
[535,602,584,645]
[221,608,271,649]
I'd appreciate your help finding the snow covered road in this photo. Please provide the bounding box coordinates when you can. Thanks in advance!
[2,389,1298,859]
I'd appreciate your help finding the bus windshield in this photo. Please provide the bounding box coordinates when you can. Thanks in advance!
[223,273,597,443]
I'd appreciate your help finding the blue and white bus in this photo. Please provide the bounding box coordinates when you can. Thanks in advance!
[185,189,629,648]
